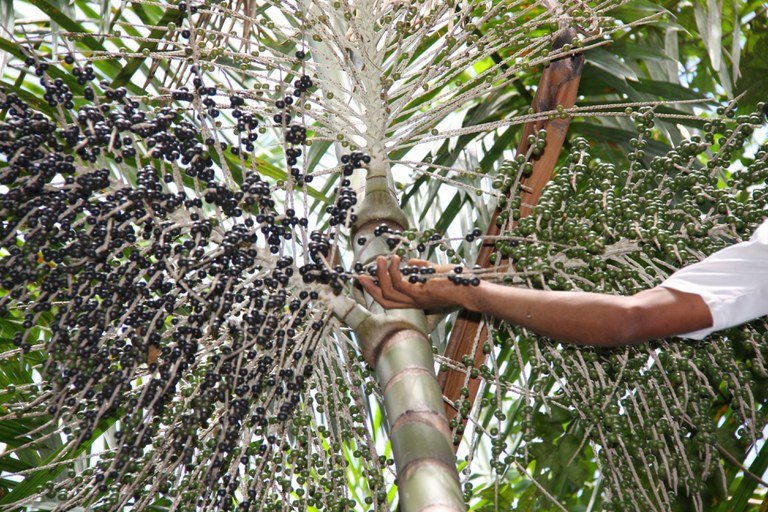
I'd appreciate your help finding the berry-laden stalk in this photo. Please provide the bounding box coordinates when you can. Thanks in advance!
[344,147,465,511]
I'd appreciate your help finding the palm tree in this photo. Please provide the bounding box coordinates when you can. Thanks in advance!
[1,0,767,511]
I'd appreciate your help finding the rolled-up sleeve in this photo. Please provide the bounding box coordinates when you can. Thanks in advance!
[659,219,768,339]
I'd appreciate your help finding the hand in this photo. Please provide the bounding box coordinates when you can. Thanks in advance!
[358,255,472,311]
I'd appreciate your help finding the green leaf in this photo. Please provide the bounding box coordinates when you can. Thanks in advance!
[109,6,184,89]
[473,481,517,511]
[610,0,669,23]
[718,439,768,512]
[0,418,116,507]
[0,456,33,473]
[0,0,13,77]
[13,0,146,97]
[23,0,105,52]
[0,420,36,448]
[610,40,676,63]
[630,78,710,101]
[693,0,722,77]
[586,47,638,82]
[516,483,540,512]
[735,20,768,111]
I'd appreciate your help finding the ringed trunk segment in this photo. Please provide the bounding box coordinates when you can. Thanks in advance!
[345,154,466,511]
[380,328,465,512]
[437,29,585,437]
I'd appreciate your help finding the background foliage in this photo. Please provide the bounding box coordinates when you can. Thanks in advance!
[0,0,767,511]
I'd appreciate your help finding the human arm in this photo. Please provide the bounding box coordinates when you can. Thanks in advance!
[358,255,713,347]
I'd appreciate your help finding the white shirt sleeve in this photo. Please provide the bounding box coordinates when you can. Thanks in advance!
[659,219,768,339]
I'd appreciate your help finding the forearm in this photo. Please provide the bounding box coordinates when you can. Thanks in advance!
[358,256,713,346]
[459,281,712,346]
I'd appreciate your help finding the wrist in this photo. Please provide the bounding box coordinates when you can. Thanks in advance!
[458,280,487,312]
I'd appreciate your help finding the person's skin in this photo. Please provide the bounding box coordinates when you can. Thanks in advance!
[358,255,714,347]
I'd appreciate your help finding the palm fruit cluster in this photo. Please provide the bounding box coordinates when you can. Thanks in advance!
[477,104,768,511]
[0,50,380,511]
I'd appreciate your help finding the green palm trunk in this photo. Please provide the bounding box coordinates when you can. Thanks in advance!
[329,151,465,511]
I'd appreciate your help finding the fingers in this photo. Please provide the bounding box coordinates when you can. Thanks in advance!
[354,257,415,308]
[376,256,416,305]
[388,256,409,293]
[358,255,449,311]
[358,275,381,299]
[358,275,412,309]
[407,258,453,274]
[358,275,398,308]
[356,255,467,313]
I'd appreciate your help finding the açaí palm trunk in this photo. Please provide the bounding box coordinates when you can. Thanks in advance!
[328,146,465,511]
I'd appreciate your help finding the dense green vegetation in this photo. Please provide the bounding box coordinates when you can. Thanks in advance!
[0,0,766,510]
